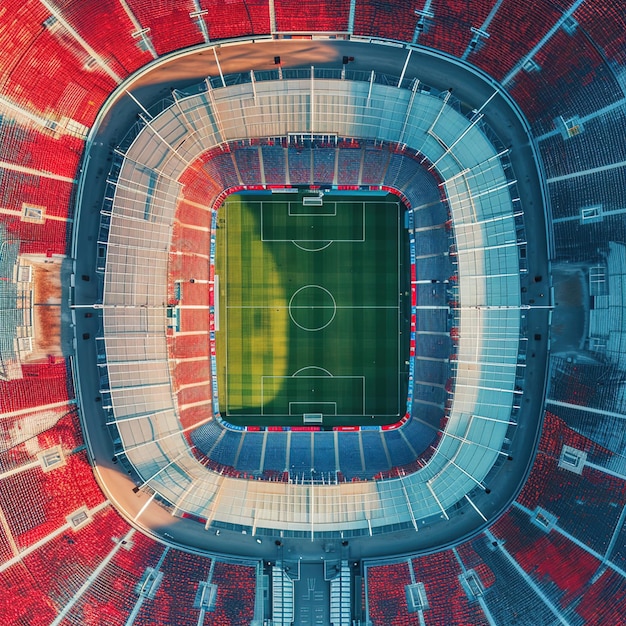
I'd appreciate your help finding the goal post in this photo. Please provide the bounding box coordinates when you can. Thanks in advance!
[303,413,324,425]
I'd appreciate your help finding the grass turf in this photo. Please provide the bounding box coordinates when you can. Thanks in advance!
[215,192,408,427]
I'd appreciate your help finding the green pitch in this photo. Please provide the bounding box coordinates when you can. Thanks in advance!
[214,192,408,427]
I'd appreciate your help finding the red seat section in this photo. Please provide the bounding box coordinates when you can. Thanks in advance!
[124,0,204,56]
[133,549,213,626]
[509,27,621,134]
[0,450,105,550]
[0,0,50,86]
[367,560,415,625]
[412,552,489,626]
[275,0,350,33]
[3,27,116,127]
[469,0,564,82]
[0,361,72,414]
[0,121,83,179]
[517,412,626,555]
[206,561,256,626]
[198,0,270,41]
[354,0,419,43]
[54,0,154,75]
[575,0,626,67]
[417,0,494,58]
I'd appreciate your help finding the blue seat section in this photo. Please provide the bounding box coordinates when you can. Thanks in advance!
[412,383,447,411]
[381,150,402,186]
[233,146,262,185]
[415,255,451,281]
[262,431,288,473]
[205,151,239,188]
[288,147,311,185]
[416,333,449,360]
[549,165,626,220]
[289,432,312,475]
[401,417,437,457]
[312,432,337,474]
[312,147,335,184]
[209,428,243,466]
[361,431,390,475]
[235,432,264,473]
[383,430,417,467]
[414,282,447,308]
[261,144,286,185]
[384,152,415,190]
[361,146,390,185]
[337,432,363,479]
[190,419,224,456]
[408,191,446,229]
[337,148,362,185]
[415,308,448,333]
[414,226,449,258]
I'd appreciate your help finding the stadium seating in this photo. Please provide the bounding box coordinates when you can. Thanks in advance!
[575,1,626,67]
[236,431,264,473]
[55,0,154,75]
[260,431,288,473]
[510,28,622,134]
[312,147,336,185]
[56,529,164,625]
[233,145,263,185]
[336,147,362,186]
[0,361,73,414]
[361,145,390,186]
[0,563,59,626]
[274,0,350,33]
[203,148,240,190]
[311,432,337,475]
[125,0,204,56]
[465,534,560,625]
[539,106,626,181]
[20,506,128,609]
[354,0,419,43]
[517,413,626,555]
[576,569,626,625]
[198,0,270,41]
[469,1,564,82]
[4,27,115,126]
[495,509,600,609]
[208,429,244,467]
[366,560,414,626]
[0,1,50,86]
[207,561,256,626]
[260,143,287,185]
[287,146,312,185]
[417,0,493,59]
[549,166,626,222]
[132,549,214,625]
[412,551,489,625]
[0,121,83,178]
[0,449,104,549]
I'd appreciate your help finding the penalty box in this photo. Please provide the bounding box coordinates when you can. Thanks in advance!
[260,200,365,242]
[261,376,365,416]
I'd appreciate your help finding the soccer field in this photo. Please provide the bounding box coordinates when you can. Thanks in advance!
[214,192,408,427]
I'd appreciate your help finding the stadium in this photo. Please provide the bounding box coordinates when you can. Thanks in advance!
[0,1,625,624]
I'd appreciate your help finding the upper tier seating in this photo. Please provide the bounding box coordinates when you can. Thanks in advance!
[274,0,350,32]
[55,0,154,75]
[198,0,270,41]
[125,0,204,56]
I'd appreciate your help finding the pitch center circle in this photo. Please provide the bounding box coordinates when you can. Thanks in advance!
[288,285,337,331]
